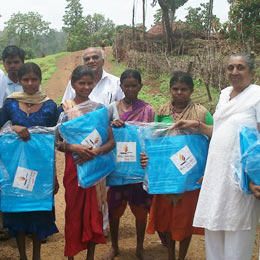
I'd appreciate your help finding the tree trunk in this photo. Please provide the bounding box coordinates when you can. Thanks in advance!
[132,0,136,45]
[158,0,172,52]
[143,0,146,39]
[207,0,214,38]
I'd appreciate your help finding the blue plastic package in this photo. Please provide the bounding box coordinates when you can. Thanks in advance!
[106,124,144,186]
[0,133,55,212]
[59,106,115,188]
[239,126,260,193]
[140,124,209,194]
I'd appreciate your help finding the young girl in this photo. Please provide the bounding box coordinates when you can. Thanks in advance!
[141,71,213,260]
[57,65,115,260]
[1,62,59,260]
[103,69,155,260]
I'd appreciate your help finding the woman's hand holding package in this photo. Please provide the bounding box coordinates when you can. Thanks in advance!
[111,119,125,128]
[197,176,203,184]
[69,144,96,165]
[12,125,30,141]
[140,152,149,169]
[171,120,198,130]
[249,181,260,199]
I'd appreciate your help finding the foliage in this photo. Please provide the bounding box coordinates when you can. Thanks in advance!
[185,3,220,34]
[62,0,115,51]
[115,25,132,34]
[151,0,188,51]
[0,12,52,59]
[226,0,260,51]
[153,9,163,24]
[62,0,83,32]
[39,30,67,56]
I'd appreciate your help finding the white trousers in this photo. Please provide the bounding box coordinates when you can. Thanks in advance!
[205,228,256,260]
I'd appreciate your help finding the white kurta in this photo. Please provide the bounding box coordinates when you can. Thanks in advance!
[193,84,260,231]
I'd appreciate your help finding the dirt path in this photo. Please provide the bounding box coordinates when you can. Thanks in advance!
[1,48,260,260]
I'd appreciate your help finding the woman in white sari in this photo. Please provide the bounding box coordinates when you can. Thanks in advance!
[173,53,260,260]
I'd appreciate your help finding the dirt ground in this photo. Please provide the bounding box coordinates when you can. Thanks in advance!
[1,47,260,260]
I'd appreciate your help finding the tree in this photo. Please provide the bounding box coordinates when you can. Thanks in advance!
[227,0,260,51]
[62,0,115,51]
[185,3,220,35]
[151,0,188,51]
[0,12,52,58]
[62,0,83,32]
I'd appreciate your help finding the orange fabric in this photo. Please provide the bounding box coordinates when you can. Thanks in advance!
[109,199,148,224]
[147,189,204,241]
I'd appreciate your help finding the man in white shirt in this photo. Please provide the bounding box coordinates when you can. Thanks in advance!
[62,47,124,105]
[0,45,25,108]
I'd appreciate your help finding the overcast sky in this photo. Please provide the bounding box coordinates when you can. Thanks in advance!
[0,0,230,31]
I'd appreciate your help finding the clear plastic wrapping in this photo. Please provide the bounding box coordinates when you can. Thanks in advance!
[106,123,145,186]
[0,121,56,212]
[138,122,209,194]
[58,102,115,188]
[235,126,260,194]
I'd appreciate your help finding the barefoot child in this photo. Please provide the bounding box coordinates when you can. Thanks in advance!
[103,69,155,260]
[57,65,115,260]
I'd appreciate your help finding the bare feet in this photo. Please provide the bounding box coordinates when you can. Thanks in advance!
[136,248,153,260]
[101,247,119,260]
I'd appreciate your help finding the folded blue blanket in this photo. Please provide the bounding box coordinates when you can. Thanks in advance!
[144,134,209,194]
[59,107,115,187]
[107,124,144,186]
[239,126,260,193]
[0,134,54,212]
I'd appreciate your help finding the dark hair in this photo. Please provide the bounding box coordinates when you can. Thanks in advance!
[229,53,255,71]
[18,62,42,81]
[170,71,194,90]
[2,45,25,62]
[71,65,94,83]
[120,69,142,84]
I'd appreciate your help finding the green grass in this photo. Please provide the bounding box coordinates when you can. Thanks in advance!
[27,52,69,89]
[108,54,220,112]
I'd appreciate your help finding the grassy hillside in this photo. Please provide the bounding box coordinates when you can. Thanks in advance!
[109,53,220,113]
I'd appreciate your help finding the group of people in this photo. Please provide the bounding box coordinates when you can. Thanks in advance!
[0,44,260,260]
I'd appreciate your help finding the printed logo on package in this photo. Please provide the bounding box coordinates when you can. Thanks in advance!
[170,145,197,175]
[117,142,136,162]
[12,166,38,192]
[81,129,102,148]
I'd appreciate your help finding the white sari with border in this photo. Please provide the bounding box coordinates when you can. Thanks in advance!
[193,84,260,231]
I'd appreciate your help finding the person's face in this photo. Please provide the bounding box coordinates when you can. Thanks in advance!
[120,77,142,101]
[82,49,104,74]
[20,72,41,95]
[227,56,254,89]
[170,82,193,104]
[3,55,23,79]
[72,75,94,99]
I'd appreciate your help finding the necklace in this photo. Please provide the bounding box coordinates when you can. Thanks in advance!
[171,104,186,120]
[26,103,33,113]
[119,99,132,114]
